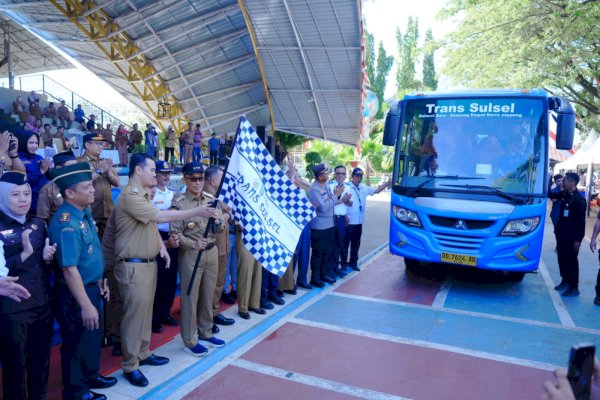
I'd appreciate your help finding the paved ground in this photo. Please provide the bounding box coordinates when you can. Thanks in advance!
[14,192,600,399]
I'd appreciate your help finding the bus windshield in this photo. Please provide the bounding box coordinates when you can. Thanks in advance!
[395,97,547,196]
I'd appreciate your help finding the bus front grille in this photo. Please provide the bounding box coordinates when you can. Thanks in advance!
[433,233,483,251]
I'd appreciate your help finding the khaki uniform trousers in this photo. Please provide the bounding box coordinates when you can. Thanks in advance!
[236,231,262,313]
[279,258,295,291]
[213,254,227,316]
[179,246,218,348]
[115,260,157,373]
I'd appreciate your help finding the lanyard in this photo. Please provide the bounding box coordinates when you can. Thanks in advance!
[351,184,362,209]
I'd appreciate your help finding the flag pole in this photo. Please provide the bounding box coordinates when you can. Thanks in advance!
[186,116,245,295]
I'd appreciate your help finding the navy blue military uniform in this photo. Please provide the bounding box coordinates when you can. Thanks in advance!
[50,197,105,399]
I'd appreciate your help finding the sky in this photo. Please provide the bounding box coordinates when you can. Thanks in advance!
[11,0,456,119]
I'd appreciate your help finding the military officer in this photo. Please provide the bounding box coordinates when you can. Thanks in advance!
[151,160,180,333]
[49,162,116,400]
[78,133,119,240]
[203,165,235,332]
[114,154,217,387]
[36,150,77,223]
[171,162,226,357]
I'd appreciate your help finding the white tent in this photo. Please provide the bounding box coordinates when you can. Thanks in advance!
[555,129,599,170]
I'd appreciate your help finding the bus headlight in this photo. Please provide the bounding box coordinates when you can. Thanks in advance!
[500,217,540,236]
[393,206,421,227]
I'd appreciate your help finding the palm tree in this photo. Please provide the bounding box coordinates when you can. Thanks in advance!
[274,131,307,164]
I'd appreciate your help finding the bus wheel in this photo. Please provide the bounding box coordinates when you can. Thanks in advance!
[506,272,526,282]
[404,258,420,274]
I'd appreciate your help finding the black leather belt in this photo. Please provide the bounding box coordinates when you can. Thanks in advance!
[123,258,156,263]
[205,243,216,250]
[335,215,345,218]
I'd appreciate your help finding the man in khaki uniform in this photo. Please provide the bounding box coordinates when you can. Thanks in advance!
[36,150,77,223]
[78,133,119,240]
[203,165,235,331]
[236,224,264,319]
[114,154,218,387]
[171,162,227,357]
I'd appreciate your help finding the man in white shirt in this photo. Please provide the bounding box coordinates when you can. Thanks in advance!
[343,168,390,271]
[151,161,180,333]
[329,165,353,277]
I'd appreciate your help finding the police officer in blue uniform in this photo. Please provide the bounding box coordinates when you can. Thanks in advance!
[49,162,116,400]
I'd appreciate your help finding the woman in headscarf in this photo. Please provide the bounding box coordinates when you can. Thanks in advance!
[115,124,129,166]
[0,171,56,400]
[17,131,49,213]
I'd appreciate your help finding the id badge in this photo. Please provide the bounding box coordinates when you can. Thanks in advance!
[564,209,569,218]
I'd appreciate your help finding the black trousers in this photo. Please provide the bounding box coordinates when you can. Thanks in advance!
[332,215,347,271]
[54,283,102,400]
[210,150,218,165]
[0,305,53,400]
[152,230,179,325]
[261,269,280,299]
[343,224,363,267]
[165,147,175,163]
[310,227,335,283]
[557,238,579,290]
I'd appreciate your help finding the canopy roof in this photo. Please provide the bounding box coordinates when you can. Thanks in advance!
[0,0,363,145]
[555,130,600,170]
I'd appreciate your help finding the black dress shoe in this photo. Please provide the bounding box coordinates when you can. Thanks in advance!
[297,282,313,290]
[220,292,236,304]
[151,322,163,333]
[111,342,122,357]
[310,280,325,288]
[124,369,149,387]
[268,294,285,305]
[323,276,336,284]
[212,324,220,334]
[88,374,117,389]
[349,264,360,271]
[213,313,235,326]
[249,307,266,315]
[283,288,297,295]
[276,289,284,297]
[260,300,274,310]
[239,311,250,319]
[139,353,169,366]
[77,391,107,400]
[161,316,179,326]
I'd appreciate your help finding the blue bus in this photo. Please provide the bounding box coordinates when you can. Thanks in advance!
[382,89,575,281]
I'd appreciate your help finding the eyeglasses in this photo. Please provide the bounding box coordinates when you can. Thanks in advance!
[335,172,346,175]
[185,176,204,182]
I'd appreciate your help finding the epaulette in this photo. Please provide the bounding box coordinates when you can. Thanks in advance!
[172,194,185,203]
[129,186,139,194]
[203,191,216,199]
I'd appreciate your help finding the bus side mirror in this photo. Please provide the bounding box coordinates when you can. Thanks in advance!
[550,97,575,150]
[383,101,402,146]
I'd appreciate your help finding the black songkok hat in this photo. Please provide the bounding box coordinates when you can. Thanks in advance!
[53,162,93,190]
[0,171,28,185]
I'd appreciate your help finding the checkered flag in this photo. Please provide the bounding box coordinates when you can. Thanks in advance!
[218,116,315,277]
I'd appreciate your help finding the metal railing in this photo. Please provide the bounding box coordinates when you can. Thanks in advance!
[1,73,132,130]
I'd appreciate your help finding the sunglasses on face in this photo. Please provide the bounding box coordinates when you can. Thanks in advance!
[335,172,346,175]
[186,176,204,182]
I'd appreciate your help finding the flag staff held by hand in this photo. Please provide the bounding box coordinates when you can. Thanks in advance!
[186,117,243,295]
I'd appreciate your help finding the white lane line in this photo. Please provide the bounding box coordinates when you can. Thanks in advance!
[232,359,411,400]
[328,291,600,335]
[431,277,452,308]
[290,318,559,371]
[537,259,576,328]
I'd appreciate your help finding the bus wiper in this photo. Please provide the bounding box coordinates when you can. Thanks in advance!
[406,175,483,197]
[441,184,526,205]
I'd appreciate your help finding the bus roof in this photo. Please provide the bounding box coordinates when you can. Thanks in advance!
[403,89,548,100]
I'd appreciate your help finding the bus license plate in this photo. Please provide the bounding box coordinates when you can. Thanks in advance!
[441,252,477,267]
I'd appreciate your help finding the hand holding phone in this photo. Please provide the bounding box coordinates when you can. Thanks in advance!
[568,343,595,400]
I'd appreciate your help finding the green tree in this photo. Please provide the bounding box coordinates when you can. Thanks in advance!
[422,28,438,91]
[440,0,600,130]
[365,29,376,87]
[273,131,306,164]
[303,151,322,179]
[373,41,394,118]
[396,16,420,97]
[358,138,383,186]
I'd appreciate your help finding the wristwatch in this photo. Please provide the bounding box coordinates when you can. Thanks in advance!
[95,168,103,175]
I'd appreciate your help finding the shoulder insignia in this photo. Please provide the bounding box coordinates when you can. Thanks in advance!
[129,187,139,194]
[59,212,70,223]
[173,194,184,203]
[31,223,38,231]
[203,191,216,199]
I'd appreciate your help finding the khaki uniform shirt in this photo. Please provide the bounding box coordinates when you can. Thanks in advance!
[170,192,222,251]
[202,192,230,256]
[130,130,143,146]
[78,153,116,220]
[114,184,161,259]
[36,181,63,223]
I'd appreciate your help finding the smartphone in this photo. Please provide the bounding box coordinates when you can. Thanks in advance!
[567,343,595,400]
